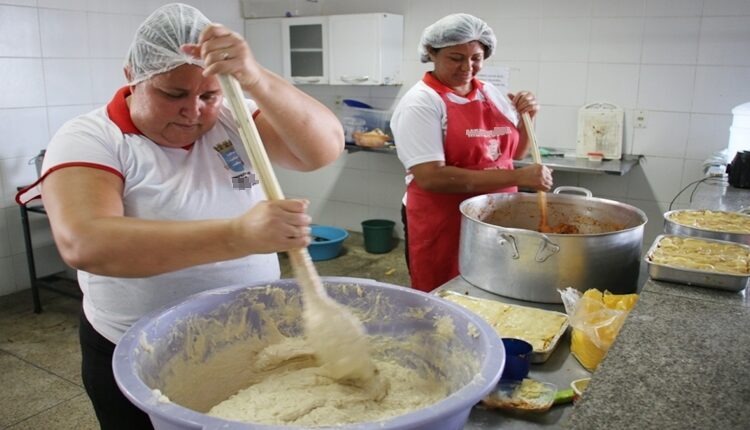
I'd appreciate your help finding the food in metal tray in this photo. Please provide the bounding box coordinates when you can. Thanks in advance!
[649,236,750,275]
[439,292,568,352]
[667,210,750,234]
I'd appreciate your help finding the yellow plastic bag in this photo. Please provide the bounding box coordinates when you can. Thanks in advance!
[559,288,639,371]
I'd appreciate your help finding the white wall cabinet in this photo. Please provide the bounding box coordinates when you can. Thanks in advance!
[328,13,403,85]
[244,13,402,86]
[282,16,328,84]
[244,18,284,77]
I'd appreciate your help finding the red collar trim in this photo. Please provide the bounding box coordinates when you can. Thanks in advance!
[422,72,483,99]
[107,86,143,135]
[105,86,193,150]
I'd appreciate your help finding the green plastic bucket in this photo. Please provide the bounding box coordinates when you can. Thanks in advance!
[361,219,395,254]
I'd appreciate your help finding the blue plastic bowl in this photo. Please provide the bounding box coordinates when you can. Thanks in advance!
[308,225,349,261]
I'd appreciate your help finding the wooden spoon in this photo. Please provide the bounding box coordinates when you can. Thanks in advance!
[521,112,551,233]
[218,75,378,384]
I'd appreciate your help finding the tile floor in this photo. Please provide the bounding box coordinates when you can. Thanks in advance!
[1,232,409,429]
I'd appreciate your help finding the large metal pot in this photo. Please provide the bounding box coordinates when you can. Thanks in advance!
[459,187,647,303]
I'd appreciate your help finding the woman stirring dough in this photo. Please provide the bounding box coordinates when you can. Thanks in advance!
[16,4,342,429]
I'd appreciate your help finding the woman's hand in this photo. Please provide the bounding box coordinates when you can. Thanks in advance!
[515,164,553,191]
[181,23,263,89]
[508,91,540,119]
[230,199,312,254]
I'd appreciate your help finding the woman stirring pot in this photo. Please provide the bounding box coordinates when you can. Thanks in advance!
[392,13,553,292]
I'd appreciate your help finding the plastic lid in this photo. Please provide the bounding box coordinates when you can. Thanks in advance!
[343,99,373,109]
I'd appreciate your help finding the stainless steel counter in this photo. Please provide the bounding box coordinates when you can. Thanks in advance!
[435,277,591,429]
[688,175,750,211]
[565,177,750,429]
[344,144,642,176]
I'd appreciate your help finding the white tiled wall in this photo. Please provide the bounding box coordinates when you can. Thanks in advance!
[1,0,750,297]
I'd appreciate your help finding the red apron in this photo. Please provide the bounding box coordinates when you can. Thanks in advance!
[407,73,519,292]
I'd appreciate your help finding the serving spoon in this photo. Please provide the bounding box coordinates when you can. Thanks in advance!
[521,112,552,233]
[218,75,378,385]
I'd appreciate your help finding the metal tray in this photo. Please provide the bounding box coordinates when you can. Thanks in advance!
[437,290,569,363]
[663,209,750,246]
[644,234,750,292]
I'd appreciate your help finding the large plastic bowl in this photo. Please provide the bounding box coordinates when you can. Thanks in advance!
[308,225,348,261]
[113,277,504,430]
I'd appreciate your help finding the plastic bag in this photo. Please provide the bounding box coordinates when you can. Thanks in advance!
[559,287,639,371]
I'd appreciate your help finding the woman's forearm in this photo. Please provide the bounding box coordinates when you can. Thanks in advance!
[54,216,247,277]
[411,165,525,194]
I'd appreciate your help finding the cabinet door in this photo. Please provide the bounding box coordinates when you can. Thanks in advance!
[281,16,328,84]
[244,18,283,77]
[329,14,403,86]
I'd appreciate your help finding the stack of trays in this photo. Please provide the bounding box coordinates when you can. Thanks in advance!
[649,209,750,292]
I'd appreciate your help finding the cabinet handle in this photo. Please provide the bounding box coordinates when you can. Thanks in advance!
[340,75,370,83]
[293,77,321,84]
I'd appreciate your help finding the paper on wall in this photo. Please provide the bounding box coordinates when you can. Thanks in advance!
[476,65,510,93]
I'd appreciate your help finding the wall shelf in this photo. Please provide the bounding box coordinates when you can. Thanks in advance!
[344,143,397,155]
[513,153,643,176]
[345,145,642,176]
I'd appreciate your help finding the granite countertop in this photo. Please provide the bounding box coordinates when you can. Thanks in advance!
[565,180,750,429]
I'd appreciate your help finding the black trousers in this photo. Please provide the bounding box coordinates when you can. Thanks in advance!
[79,311,154,430]
[401,203,410,273]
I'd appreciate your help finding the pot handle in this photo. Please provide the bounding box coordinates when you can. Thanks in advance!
[496,232,520,259]
[535,235,560,262]
[553,186,593,198]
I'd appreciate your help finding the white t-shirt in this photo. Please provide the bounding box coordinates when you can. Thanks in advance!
[392,78,519,183]
[19,87,280,343]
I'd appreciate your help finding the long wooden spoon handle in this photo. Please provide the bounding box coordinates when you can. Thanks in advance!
[217,75,322,291]
[522,112,542,164]
[521,112,550,230]
[218,75,284,200]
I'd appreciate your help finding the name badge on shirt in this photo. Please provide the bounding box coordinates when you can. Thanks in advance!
[214,140,259,190]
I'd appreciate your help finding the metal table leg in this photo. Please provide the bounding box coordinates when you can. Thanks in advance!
[19,204,42,313]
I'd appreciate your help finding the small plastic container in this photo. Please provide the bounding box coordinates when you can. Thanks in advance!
[483,378,557,413]
[342,105,392,135]
[342,116,366,144]
[500,338,533,381]
[587,152,604,162]
[571,377,591,403]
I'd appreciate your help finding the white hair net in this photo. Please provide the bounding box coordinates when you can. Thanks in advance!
[418,13,496,63]
[125,3,211,85]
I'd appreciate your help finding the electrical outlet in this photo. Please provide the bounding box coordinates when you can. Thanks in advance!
[634,110,647,128]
